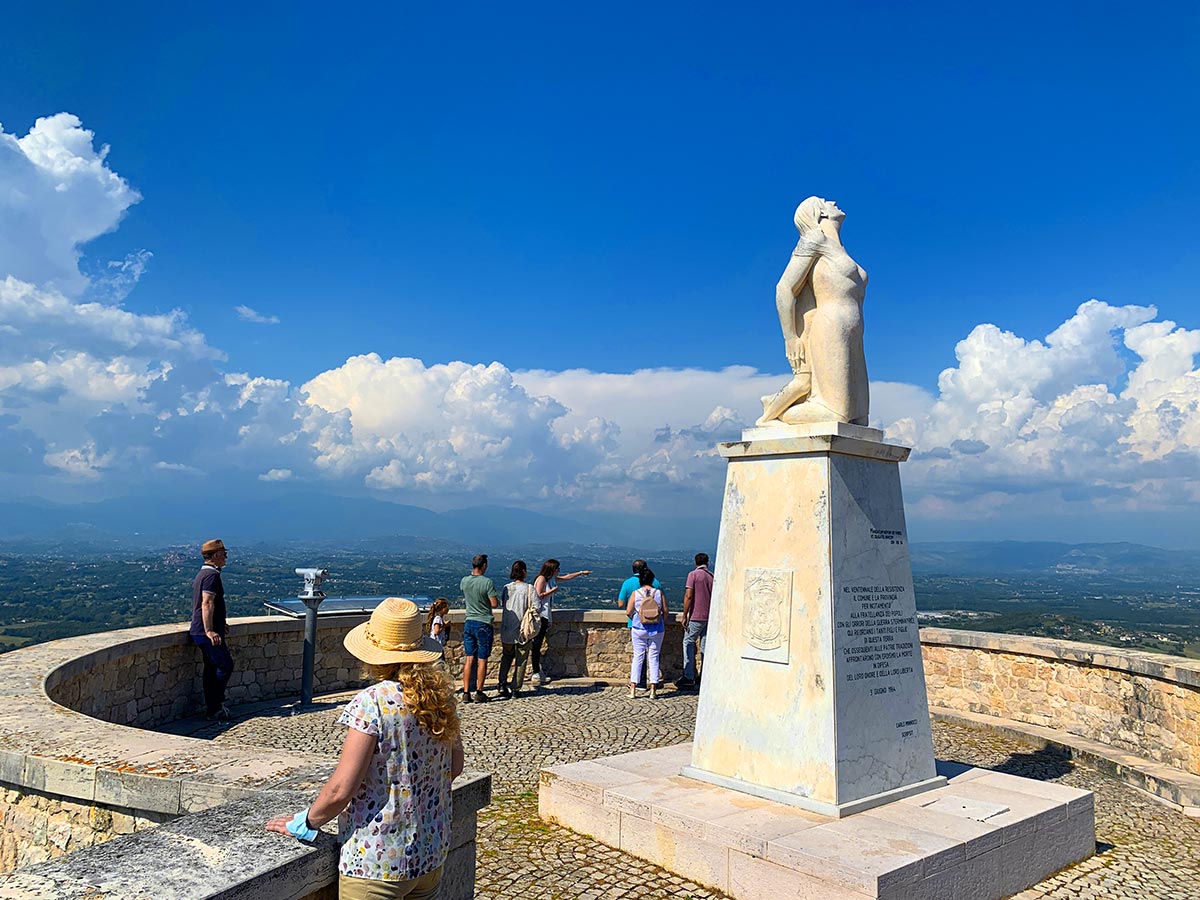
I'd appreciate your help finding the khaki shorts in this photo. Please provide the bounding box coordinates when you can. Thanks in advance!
[338,866,443,900]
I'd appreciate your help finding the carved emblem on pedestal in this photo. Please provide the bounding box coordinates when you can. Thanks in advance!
[742,567,792,664]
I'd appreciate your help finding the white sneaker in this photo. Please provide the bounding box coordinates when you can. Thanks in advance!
[532,673,542,685]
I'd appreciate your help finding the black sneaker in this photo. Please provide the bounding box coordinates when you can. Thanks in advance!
[462,691,473,704]
[498,688,511,699]
[674,677,697,689]
[474,690,489,703]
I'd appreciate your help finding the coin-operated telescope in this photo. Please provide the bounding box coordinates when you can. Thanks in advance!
[295,567,331,705]
[296,567,328,600]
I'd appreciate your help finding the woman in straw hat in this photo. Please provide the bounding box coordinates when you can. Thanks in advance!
[266,598,464,900]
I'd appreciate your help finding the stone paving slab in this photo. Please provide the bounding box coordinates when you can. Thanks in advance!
[204,683,1200,900]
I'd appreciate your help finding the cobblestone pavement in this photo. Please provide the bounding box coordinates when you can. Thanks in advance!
[201,683,1200,899]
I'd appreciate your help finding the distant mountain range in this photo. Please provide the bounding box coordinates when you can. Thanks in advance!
[910,541,1200,578]
[4,496,1199,578]
[0,494,717,554]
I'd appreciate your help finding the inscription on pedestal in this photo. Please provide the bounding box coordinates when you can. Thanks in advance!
[741,567,791,664]
[835,582,921,737]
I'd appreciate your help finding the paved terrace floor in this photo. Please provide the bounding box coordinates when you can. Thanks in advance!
[184,683,1200,900]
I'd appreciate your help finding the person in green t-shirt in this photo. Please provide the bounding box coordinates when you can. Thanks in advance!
[460,553,499,702]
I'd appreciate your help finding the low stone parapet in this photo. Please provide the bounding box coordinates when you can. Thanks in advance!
[921,628,1200,812]
[1,776,488,900]
[42,616,374,728]
[19,616,1200,799]
[40,610,688,729]
[5,610,1200,889]
[0,619,491,894]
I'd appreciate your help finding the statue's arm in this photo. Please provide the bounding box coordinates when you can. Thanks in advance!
[776,248,817,371]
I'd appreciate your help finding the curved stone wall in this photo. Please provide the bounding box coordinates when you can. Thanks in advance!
[42,610,690,728]
[34,614,1200,793]
[0,617,491,893]
[43,616,373,728]
[27,614,1200,779]
[920,628,1200,790]
[6,613,1200,883]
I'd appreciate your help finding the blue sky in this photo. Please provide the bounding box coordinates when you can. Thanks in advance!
[1,3,1198,547]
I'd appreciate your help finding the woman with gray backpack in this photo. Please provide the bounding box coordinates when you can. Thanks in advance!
[498,560,539,699]
[625,567,668,699]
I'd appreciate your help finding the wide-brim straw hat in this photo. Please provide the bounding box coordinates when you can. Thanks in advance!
[344,598,443,665]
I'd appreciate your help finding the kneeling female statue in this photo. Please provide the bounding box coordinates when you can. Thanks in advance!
[757,196,869,426]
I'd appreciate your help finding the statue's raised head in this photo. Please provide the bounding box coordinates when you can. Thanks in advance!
[793,196,845,235]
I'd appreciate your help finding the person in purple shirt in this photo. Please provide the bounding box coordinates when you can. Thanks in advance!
[675,553,713,688]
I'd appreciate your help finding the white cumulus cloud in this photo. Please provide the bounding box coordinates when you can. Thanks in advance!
[302,354,612,500]
[0,114,327,497]
[235,305,280,325]
[879,300,1200,522]
[0,114,141,297]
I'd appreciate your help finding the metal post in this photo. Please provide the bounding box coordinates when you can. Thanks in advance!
[301,597,321,705]
[295,568,328,707]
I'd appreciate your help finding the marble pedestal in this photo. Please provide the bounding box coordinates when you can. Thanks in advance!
[540,744,1096,900]
[684,423,941,817]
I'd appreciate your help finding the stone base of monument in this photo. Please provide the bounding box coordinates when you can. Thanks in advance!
[688,423,946,818]
[539,743,1095,900]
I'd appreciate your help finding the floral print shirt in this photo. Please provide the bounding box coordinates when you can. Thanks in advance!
[337,681,454,881]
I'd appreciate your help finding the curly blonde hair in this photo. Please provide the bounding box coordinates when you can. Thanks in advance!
[366,661,461,745]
